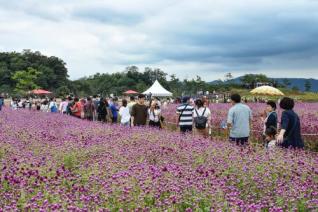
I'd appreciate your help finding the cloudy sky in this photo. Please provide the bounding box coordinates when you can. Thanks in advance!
[0,0,318,80]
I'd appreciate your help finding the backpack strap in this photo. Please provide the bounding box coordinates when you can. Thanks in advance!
[196,107,206,117]
[178,104,188,122]
[195,108,199,117]
[202,107,206,117]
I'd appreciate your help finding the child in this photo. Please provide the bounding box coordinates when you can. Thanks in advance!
[265,126,277,149]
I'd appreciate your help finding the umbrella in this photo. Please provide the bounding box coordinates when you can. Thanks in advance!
[123,90,139,95]
[32,89,52,95]
[250,86,284,96]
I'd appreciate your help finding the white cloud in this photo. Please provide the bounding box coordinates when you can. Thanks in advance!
[0,0,318,80]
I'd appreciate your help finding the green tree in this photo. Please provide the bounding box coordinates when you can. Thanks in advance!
[55,85,71,97]
[304,80,312,92]
[11,67,41,95]
[0,50,69,93]
[168,74,182,96]
[240,74,269,88]
[225,72,233,81]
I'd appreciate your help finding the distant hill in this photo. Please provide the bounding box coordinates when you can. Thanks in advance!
[211,77,318,92]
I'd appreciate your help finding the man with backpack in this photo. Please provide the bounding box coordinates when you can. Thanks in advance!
[193,99,211,138]
[176,96,194,133]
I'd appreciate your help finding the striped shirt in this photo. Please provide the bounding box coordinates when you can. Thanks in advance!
[177,104,194,126]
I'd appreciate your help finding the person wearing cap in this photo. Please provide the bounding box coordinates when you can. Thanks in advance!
[131,94,148,127]
[176,96,194,133]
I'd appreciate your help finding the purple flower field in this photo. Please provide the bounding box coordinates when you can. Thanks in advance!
[0,108,318,211]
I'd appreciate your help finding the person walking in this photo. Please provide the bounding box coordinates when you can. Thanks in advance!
[49,98,58,113]
[35,100,41,111]
[277,97,304,148]
[59,98,69,114]
[128,96,136,115]
[71,97,82,119]
[227,94,252,145]
[176,96,194,133]
[10,98,18,110]
[109,97,119,123]
[41,100,49,112]
[148,101,161,128]
[97,98,108,123]
[92,95,100,121]
[80,98,86,119]
[66,96,74,115]
[0,94,4,111]
[119,99,131,126]
[131,94,148,127]
[264,126,277,150]
[25,98,32,110]
[84,97,96,121]
[263,101,278,131]
[193,99,211,138]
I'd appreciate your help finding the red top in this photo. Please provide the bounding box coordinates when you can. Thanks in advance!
[71,102,82,117]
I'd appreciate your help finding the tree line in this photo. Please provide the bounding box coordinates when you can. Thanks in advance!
[0,50,313,97]
[0,50,69,96]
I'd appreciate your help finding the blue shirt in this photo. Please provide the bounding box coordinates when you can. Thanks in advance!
[109,103,118,118]
[227,103,252,138]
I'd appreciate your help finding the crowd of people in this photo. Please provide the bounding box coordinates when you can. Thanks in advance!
[176,94,304,149]
[5,93,304,149]
[8,94,166,129]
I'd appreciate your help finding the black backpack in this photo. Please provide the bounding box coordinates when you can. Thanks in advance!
[194,108,207,129]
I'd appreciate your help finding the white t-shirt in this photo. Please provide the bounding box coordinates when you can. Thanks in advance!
[11,101,17,110]
[119,106,131,124]
[18,101,23,108]
[193,107,211,127]
[59,101,68,112]
[148,109,161,122]
[41,104,49,112]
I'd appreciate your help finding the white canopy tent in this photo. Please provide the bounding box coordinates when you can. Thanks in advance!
[143,80,173,97]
